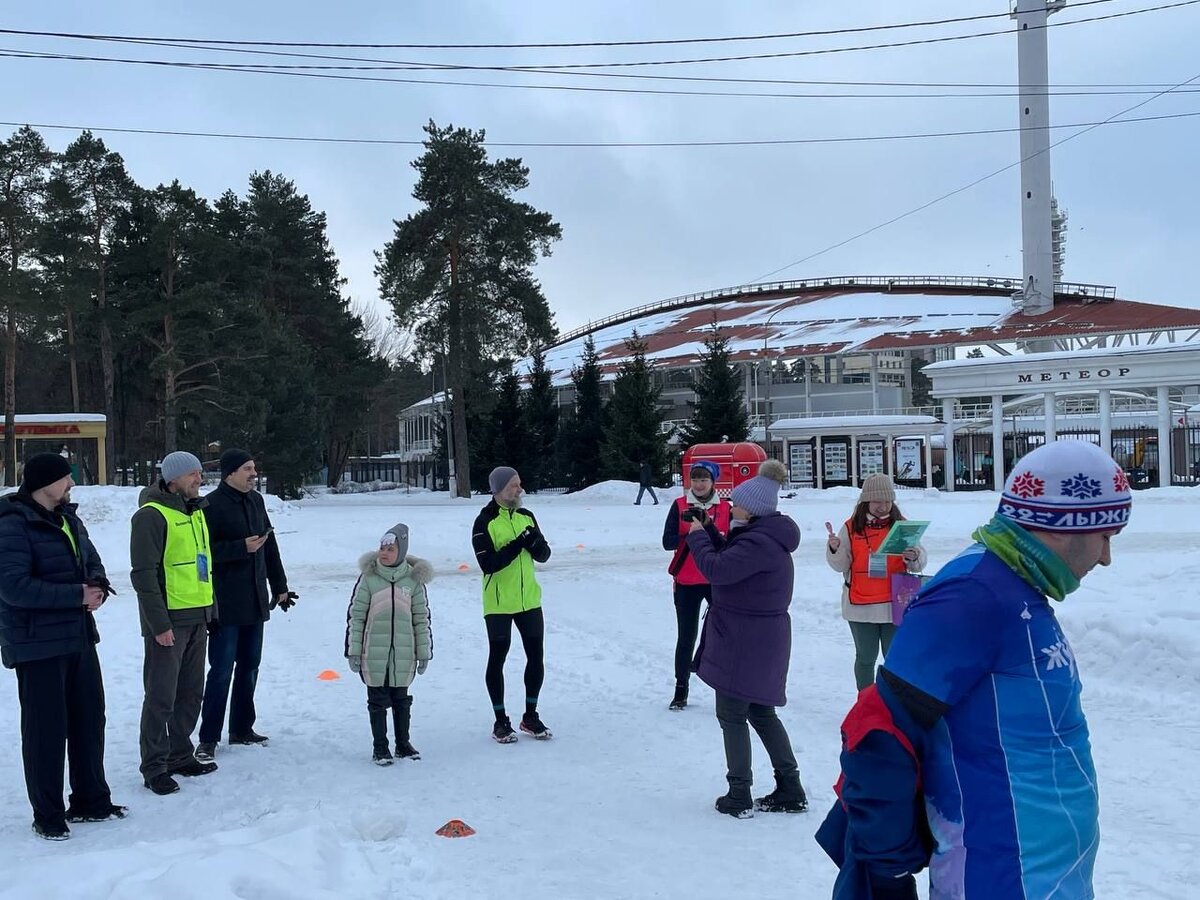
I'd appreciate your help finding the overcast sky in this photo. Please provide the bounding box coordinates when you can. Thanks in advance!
[4,0,1199,336]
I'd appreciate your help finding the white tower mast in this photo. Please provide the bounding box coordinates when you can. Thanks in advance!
[1012,0,1066,316]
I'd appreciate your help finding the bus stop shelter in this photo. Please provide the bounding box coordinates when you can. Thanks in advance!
[5,414,108,486]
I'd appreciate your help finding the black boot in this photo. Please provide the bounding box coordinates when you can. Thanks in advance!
[393,696,420,760]
[369,707,392,765]
[754,769,808,813]
[715,789,754,819]
[669,684,688,711]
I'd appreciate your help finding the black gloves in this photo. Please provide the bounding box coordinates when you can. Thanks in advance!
[270,591,299,612]
[867,873,918,900]
[518,526,538,547]
[86,576,117,598]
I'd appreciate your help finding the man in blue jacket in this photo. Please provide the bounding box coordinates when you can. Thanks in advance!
[0,453,124,840]
[819,440,1131,900]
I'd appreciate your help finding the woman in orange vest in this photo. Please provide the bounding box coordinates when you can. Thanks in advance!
[661,460,732,710]
[825,473,926,691]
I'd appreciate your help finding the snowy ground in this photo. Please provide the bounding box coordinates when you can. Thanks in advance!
[1,482,1198,899]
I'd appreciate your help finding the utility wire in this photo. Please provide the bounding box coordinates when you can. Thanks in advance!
[3,109,1197,149]
[0,0,1126,51]
[1,1,1195,77]
[749,73,1200,281]
[5,48,1198,101]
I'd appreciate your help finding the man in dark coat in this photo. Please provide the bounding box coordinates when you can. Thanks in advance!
[686,458,807,819]
[0,453,124,840]
[635,460,659,506]
[196,449,292,762]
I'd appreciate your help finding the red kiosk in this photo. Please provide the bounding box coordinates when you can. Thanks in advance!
[680,443,769,497]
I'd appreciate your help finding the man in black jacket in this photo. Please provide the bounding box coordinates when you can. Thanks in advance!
[196,449,292,762]
[0,453,124,840]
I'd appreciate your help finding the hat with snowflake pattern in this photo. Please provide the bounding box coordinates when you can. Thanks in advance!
[998,440,1132,533]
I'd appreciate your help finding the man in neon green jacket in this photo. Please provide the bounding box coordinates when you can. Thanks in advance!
[471,466,552,744]
[130,451,218,796]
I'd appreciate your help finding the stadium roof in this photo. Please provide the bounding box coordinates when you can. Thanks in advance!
[528,276,1200,385]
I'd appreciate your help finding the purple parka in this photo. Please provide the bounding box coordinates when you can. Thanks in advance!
[686,512,801,707]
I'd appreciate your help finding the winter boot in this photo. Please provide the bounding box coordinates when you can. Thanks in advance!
[370,706,392,764]
[229,730,269,746]
[32,820,70,841]
[144,773,180,796]
[66,803,128,824]
[754,770,809,813]
[669,685,688,711]
[393,696,420,760]
[714,790,754,819]
[520,711,552,740]
[169,759,217,777]
[492,716,518,744]
[194,742,217,764]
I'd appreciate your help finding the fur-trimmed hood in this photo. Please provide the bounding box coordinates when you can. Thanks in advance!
[357,551,434,584]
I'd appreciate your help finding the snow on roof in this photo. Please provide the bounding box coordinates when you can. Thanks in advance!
[14,413,106,423]
[520,279,1200,386]
[772,415,940,430]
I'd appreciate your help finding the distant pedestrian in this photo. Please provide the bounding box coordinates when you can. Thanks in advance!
[130,451,218,796]
[825,474,926,691]
[661,460,731,710]
[472,466,553,743]
[686,459,807,818]
[196,449,295,764]
[345,523,432,765]
[635,460,659,505]
[0,453,124,840]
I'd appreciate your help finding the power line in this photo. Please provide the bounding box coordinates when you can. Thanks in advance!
[6,49,1199,101]
[2,1,1195,78]
[750,73,1200,281]
[0,0,1127,51]
[3,109,1197,149]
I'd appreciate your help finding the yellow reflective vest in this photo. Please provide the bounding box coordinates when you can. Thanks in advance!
[141,501,214,610]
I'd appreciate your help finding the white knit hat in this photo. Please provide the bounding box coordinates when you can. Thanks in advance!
[859,473,896,504]
[998,440,1132,533]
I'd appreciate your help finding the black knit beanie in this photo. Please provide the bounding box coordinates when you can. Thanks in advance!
[22,452,72,493]
[220,448,254,479]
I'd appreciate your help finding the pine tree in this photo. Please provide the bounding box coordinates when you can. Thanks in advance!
[520,347,559,491]
[679,329,749,446]
[376,121,561,497]
[601,332,669,483]
[488,370,528,477]
[563,335,606,490]
[0,126,52,484]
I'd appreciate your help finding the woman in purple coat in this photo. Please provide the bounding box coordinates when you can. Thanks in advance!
[686,459,807,818]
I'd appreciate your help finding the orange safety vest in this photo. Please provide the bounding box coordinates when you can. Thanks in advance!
[668,496,732,585]
[846,517,907,605]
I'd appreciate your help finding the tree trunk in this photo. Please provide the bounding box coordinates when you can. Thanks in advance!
[448,240,471,497]
[161,245,177,454]
[65,306,80,413]
[3,303,15,487]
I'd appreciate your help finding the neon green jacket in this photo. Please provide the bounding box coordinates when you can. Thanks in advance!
[471,500,551,615]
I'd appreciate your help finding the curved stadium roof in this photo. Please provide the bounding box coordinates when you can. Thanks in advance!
[528,275,1200,385]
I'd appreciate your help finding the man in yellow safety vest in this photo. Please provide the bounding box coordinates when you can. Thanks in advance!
[130,451,218,796]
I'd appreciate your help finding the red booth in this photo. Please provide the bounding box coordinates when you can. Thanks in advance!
[681,443,769,497]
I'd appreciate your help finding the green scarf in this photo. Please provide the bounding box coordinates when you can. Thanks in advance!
[971,514,1080,602]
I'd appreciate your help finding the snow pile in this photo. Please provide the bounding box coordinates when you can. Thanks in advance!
[0,486,1195,898]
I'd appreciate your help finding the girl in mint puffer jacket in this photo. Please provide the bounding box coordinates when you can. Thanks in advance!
[344,524,433,765]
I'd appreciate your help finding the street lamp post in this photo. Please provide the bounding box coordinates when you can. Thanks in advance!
[761,305,790,458]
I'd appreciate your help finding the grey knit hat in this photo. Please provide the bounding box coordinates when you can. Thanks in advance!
[160,451,203,485]
[859,473,897,504]
[730,459,789,517]
[489,466,519,495]
[379,522,409,564]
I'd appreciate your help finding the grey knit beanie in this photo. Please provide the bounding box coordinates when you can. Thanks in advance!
[729,459,789,517]
[489,466,519,495]
[160,451,203,485]
[379,522,409,564]
[859,473,897,504]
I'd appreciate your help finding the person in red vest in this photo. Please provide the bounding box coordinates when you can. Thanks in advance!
[660,460,731,710]
[825,474,926,691]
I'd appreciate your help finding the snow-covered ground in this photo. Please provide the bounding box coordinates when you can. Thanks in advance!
[1,482,1198,899]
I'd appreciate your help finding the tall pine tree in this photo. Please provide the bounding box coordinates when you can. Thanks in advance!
[601,332,669,483]
[520,347,558,491]
[487,369,528,477]
[679,329,749,446]
[376,121,561,497]
[562,335,606,491]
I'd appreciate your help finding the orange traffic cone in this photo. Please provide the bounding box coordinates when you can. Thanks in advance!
[436,819,476,838]
[317,669,340,681]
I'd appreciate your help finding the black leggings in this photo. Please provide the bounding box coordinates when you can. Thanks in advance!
[673,583,711,688]
[485,607,545,714]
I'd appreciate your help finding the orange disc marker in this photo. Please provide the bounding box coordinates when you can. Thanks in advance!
[317,669,341,681]
[457,563,471,572]
[436,819,476,838]
[575,543,585,550]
